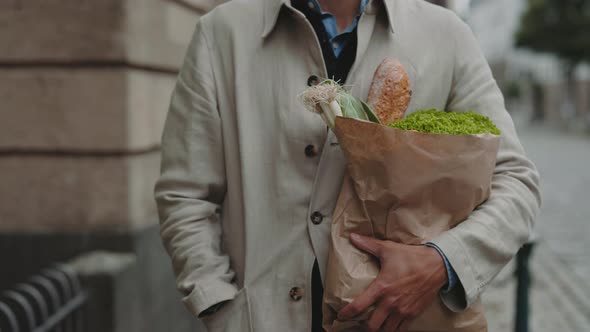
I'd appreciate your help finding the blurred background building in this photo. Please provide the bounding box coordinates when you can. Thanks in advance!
[1,0,588,331]
[467,0,590,131]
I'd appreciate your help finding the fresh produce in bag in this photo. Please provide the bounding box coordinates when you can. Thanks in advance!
[300,58,500,331]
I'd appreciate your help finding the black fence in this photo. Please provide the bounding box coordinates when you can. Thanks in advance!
[0,265,87,332]
[515,242,535,332]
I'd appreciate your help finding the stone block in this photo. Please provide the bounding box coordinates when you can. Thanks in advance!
[124,0,204,68]
[0,151,160,232]
[0,0,220,68]
[126,70,175,151]
[0,0,126,62]
[0,68,174,151]
[66,248,205,331]
[69,251,140,332]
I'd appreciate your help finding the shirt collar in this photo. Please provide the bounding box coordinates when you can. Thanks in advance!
[307,0,369,18]
[261,0,395,38]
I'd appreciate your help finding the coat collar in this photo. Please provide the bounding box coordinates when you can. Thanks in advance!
[261,0,395,38]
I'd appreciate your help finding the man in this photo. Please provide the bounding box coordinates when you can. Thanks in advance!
[153,0,541,331]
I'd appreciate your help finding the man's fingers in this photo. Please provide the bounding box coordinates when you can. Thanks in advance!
[382,314,403,332]
[338,278,383,320]
[364,299,391,332]
[350,233,383,258]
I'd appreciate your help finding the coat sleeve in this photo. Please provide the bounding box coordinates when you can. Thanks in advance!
[430,17,542,312]
[153,19,238,316]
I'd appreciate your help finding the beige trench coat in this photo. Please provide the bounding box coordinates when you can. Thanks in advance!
[154,0,541,331]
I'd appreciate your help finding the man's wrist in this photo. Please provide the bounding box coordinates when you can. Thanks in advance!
[422,245,449,289]
[198,301,227,318]
[424,242,457,292]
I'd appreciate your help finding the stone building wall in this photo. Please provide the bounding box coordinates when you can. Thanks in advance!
[0,0,224,233]
[0,1,224,331]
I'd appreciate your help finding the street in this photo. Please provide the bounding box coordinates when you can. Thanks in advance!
[515,111,590,279]
[483,109,590,331]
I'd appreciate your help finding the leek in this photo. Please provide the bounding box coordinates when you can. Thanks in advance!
[299,79,380,128]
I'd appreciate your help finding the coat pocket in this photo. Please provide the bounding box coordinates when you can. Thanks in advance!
[201,287,253,332]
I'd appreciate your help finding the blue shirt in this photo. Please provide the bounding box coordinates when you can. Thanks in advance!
[425,243,459,293]
[306,0,369,58]
[307,0,459,292]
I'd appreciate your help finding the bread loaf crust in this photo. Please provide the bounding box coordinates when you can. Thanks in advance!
[366,58,412,125]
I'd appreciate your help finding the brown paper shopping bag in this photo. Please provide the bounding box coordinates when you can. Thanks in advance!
[322,117,500,332]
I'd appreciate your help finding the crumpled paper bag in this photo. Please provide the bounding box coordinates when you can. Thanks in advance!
[322,117,500,332]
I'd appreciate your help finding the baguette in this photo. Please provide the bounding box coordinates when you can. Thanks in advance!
[366,58,412,124]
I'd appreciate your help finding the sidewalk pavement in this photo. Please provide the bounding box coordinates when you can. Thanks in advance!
[483,241,590,331]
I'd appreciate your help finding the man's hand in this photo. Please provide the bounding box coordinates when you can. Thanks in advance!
[337,233,448,332]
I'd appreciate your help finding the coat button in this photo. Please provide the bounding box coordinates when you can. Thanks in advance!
[310,211,323,225]
[305,145,317,157]
[307,75,320,86]
[289,287,303,301]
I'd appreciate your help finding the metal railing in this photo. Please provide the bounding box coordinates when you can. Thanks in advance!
[0,265,87,332]
[514,242,535,332]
